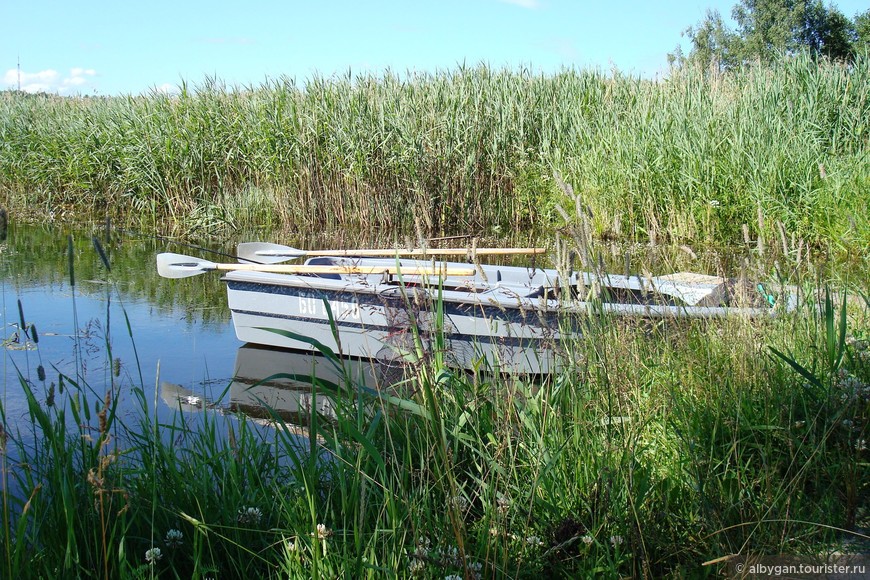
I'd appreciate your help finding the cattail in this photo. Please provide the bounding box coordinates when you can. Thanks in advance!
[17,299,26,339]
[99,391,112,435]
[92,236,111,271]
[37,365,46,382]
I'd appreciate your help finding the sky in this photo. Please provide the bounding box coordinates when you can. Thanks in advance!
[2,0,867,96]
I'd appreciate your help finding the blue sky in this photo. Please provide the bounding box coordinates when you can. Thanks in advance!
[2,0,867,96]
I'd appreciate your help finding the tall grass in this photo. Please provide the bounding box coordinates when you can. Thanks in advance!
[1,238,868,577]
[0,56,867,251]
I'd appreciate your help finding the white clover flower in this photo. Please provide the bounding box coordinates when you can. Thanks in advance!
[525,535,544,547]
[581,534,594,545]
[709,199,721,207]
[145,547,162,564]
[857,439,867,452]
[489,527,500,537]
[414,536,431,557]
[444,575,463,580]
[496,494,511,513]
[285,539,299,553]
[237,506,262,526]
[315,523,332,539]
[610,535,624,546]
[164,528,183,548]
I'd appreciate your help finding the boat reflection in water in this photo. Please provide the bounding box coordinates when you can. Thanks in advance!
[161,343,409,431]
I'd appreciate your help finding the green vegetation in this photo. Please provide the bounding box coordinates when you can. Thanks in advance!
[673,0,870,68]
[1,56,868,255]
[1,237,868,578]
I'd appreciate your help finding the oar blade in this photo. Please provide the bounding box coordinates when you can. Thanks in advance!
[156,253,217,279]
[236,242,305,263]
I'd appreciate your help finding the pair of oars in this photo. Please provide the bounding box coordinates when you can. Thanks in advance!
[157,242,546,279]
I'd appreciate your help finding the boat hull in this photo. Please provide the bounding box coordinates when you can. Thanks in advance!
[225,272,562,374]
[223,257,780,375]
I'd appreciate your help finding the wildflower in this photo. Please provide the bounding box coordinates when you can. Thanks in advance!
[489,527,500,537]
[442,545,461,567]
[460,561,483,579]
[237,506,262,526]
[857,439,867,452]
[145,547,162,564]
[285,539,299,553]
[414,536,431,557]
[525,535,544,547]
[709,200,721,207]
[164,529,183,548]
[581,534,594,545]
[444,575,463,580]
[496,494,510,513]
[793,421,806,429]
[315,523,332,539]
[610,535,624,547]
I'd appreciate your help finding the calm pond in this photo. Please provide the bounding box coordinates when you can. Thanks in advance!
[0,221,402,448]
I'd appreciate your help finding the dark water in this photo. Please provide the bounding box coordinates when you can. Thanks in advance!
[1,222,404,448]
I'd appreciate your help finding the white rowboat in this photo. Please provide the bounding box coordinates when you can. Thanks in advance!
[207,252,782,374]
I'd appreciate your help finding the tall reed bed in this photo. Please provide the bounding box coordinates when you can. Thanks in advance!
[0,56,867,250]
[1,238,868,577]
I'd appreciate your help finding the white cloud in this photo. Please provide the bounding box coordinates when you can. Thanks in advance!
[497,0,541,8]
[2,67,97,94]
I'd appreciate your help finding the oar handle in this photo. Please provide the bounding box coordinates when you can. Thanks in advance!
[157,252,476,278]
[299,248,547,257]
[215,263,475,275]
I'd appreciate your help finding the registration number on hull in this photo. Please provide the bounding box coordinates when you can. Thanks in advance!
[297,297,361,320]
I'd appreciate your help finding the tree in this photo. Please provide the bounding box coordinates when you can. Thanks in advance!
[672,9,741,71]
[673,0,863,70]
[854,9,870,54]
[800,2,857,61]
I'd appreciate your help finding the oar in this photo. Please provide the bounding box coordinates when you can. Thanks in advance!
[156,253,475,279]
[237,242,547,264]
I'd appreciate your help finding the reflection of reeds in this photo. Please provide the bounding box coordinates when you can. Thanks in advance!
[1,57,868,251]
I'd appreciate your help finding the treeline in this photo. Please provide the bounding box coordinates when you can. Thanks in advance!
[673,0,870,68]
[0,56,867,252]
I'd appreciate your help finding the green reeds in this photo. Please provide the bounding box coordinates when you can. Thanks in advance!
[1,56,868,251]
